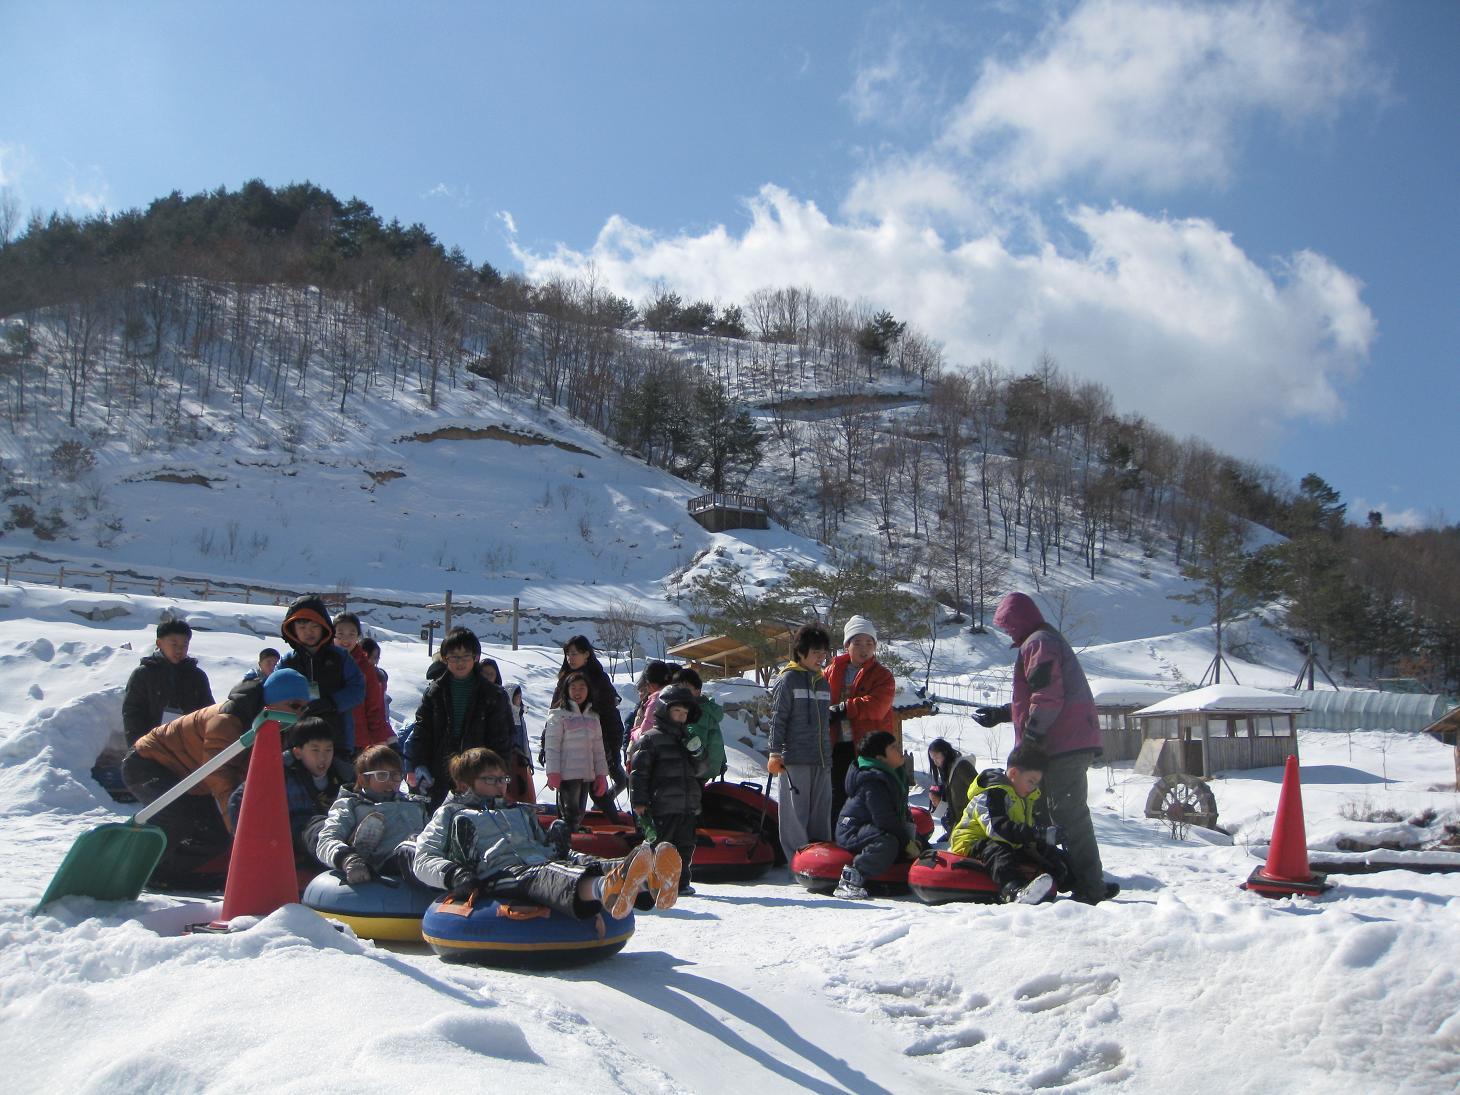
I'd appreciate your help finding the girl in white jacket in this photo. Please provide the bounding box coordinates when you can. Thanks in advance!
[544,672,609,830]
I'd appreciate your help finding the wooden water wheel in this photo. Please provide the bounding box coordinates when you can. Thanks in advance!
[1144,774,1219,830]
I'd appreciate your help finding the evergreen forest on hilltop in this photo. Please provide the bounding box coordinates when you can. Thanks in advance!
[0,179,1456,692]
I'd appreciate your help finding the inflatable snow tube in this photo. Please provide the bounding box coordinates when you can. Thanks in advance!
[422,894,635,968]
[700,781,784,864]
[907,850,1001,905]
[909,806,934,840]
[790,842,912,895]
[691,827,775,882]
[302,870,440,941]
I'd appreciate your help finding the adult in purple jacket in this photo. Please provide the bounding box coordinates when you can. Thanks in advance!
[973,591,1118,904]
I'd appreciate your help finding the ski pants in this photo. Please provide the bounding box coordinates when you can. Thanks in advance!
[651,812,697,890]
[830,740,856,818]
[120,749,231,881]
[776,763,833,863]
[848,831,900,880]
[974,838,1072,892]
[480,854,608,920]
[1041,750,1105,903]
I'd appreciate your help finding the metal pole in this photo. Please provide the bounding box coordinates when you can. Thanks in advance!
[443,589,453,636]
[511,596,520,650]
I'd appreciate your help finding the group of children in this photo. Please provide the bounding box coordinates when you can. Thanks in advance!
[122,596,1071,913]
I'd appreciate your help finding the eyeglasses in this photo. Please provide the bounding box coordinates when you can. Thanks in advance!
[361,770,400,782]
[473,775,509,785]
[444,654,476,665]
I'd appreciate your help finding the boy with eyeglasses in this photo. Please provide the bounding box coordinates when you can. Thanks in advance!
[405,628,515,808]
[413,748,683,919]
[314,745,431,885]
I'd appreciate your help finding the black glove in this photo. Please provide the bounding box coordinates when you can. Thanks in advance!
[828,702,846,726]
[341,853,371,886]
[972,704,1011,728]
[1043,826,1063,847]
[547,818,573,858]
[446,866,476,898]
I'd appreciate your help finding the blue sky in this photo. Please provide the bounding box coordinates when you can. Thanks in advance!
[3,1,1456,526]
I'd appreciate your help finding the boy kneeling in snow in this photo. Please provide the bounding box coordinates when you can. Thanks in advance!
[834,731,919,900]
[951,743,1071,905]
[413,748,682,919]
[314,745,431,884]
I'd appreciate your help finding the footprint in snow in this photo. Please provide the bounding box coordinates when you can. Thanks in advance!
[1027,1041,1129,1089]
[903,1024,986,1057]
[28,684,43,700]
[1013,970,1120,1014]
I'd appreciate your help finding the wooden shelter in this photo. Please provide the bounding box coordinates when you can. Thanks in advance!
[1419,704,1460,787]
[687,492,771,533]
[1092,687,1174,762]
[668,627,794,685]
[1131,684,1305,778]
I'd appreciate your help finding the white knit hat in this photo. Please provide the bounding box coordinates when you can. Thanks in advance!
[843,615,878,643]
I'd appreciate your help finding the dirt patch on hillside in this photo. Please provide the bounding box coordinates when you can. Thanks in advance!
[399,425,596,457]
[365,469,406,489]
[138,473,218,488]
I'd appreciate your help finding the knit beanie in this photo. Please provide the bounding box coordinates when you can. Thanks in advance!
[843,615,878,644]
[263,668,312,705]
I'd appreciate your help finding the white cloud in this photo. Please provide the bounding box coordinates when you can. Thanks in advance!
[1350,500,1440,532]
[62,167,111,216]
[0,142,34,189]
[497,210,518,236]
[945,0,1377,192]
[516,185,1374,457]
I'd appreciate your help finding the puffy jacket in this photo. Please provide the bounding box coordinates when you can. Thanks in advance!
[825,653,896,748]
[314,785,431,870]
[629,712,707,818]
[543,701,608,782]
[689,695,727,781]
[950,767,1054,857]
[928,740,978,832]
[413,791,554,889]
[227,750,354,852]
[345,643,392,750]
[279,595,366,752]
[550,654,625,766]
[993,592,1100,757]
[406,672,515,803]
[836,757,912,852]
[121,652,215,745]
[767,661,831,767]
[133,701,285,824]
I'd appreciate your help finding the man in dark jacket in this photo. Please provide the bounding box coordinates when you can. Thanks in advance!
[629,684,708,896]
[278,594,365,756]
[834,731,915,899]
[122,619,215,745]
[973,592,1116,905]
[405,627,515,808]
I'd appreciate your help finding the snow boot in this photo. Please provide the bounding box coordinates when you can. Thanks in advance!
[1004,873,1055,905]
[834,866,869,900]
[600,844,653,919]
[648,842,683,910]
[350,812,387,857]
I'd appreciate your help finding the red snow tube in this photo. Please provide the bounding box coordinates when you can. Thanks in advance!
[536,807,776,880]
[791,842,912,895]
[907,850,1001,905]
[909,806,934,840]
[700,781,783,864]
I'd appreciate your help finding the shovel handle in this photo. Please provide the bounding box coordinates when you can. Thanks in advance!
[132,724,260,826]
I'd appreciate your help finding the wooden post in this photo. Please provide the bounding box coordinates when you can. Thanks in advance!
[3,561,9,584]
[57,567,65,588]
[202,580,211,601]
[511,596,520,650]
[156,578,164,595]
[245,587,252,604]
[442,589,453,636]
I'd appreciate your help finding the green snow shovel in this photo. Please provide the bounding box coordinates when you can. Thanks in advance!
[34,724,261,913]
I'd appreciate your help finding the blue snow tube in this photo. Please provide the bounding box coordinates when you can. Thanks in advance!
[422,893,635,968]
[302,870,440,942]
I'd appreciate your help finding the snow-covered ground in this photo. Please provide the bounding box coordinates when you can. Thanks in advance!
[1,582,1457,1093]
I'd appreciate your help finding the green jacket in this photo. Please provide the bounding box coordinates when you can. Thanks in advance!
[689,695,726,780]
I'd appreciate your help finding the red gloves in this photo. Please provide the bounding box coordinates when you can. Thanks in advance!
[546,772,562,791]
[591,775,608,798]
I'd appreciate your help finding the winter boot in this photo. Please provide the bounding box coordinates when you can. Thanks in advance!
[599,844,653,919]
[1004,873,1055,905]
[648,842,683,910]
[834,866,869,900]
[350,812,387,857]
[546,819,573,858]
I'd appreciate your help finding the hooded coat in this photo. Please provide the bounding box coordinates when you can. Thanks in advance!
[992,592,1100,757]
[121,651,215,745]
[550,651,625,768]
[345,642,392,750]
[543,700,609,782]
[629,700,707,819]
[825,652,896,747]
[314,785,432,870]
[836,756,911,852]
[278,596,365,752]
[767,660,831,767]
[406,670,515,801]
[413,790,557,889]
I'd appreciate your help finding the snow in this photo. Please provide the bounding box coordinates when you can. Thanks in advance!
[0,582,1457,1093]
[1132,683,1310,716]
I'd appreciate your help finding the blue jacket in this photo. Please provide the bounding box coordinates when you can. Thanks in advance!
[227,750,354,856]
[835,759,912,853]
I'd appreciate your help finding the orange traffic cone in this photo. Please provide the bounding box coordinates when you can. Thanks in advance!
[1241,754,1332,898]
[210,717,300,925]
